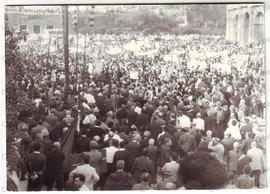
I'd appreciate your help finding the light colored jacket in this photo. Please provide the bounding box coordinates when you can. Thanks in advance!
[247,147,266,171]
[69,164,100,190]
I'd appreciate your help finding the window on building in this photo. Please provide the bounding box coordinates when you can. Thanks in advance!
[47,25,54,29]
[20,25,27,31]
[33,25,41,34]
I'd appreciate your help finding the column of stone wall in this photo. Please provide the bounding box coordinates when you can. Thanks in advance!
[231,11,237,42]
[237,12,242,44]
[226,12,230,40]
[229,13,234,41]
[226,10,232,41]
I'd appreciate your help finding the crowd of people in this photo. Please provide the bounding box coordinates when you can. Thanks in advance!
[7,33,266,191]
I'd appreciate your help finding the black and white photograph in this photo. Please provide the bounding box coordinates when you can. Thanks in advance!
[2,1,269,191]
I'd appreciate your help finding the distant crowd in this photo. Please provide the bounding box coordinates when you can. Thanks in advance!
[7,34,266,191]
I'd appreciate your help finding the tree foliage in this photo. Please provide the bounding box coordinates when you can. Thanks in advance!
[76,6,225,35]
[5,16,34,173]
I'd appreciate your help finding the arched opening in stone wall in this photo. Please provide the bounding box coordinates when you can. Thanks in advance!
[254,12,264,42]
[233,14,238,42]
[243,12,250,43]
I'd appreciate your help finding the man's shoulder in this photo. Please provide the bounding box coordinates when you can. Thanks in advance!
[27,152,46,160]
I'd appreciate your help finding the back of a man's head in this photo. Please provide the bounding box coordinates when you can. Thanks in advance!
[142,148,148,156]
[141,172,151,183]
[32,142,41,152]
[179,151,228,189]
[83,155,89,164]
[231,120,237,126]
[116,160,125,170]
[111,139,119,148]
[250,141,257,148]
[243,165,251,175]
[149,138,155,146]
[74,173,85,183]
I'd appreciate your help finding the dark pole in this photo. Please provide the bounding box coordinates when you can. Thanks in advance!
[75,7,79,108]
[82,7,88,96]
[45,36,51,114]
[63,6,70,91]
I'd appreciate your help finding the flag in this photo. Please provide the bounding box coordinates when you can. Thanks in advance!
[61,115,78,173]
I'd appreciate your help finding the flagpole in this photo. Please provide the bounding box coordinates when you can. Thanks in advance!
[83,6,88,97]
[46,36,51,115]
[63,6,70,93]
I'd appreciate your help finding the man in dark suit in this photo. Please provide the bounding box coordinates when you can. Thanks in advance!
[172,128,184,154]
[239,118,253,139]
[131,148,155,184]
[116,104,128,121]
[157,126,173,146]
[45,142,65,190]
[204,112,217,136]
[75,130,91,153]
[127,105,138,126]
[136,109,150,130]
[25,142,46,191]
[178,128,197,157]
[112,141,132,172]
[87,120,107,139]
[125,136,142,167]
[104,160,134,190]
[147,139,159,176]
[146,116,162,142]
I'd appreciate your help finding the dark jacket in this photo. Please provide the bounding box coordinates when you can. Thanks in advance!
[204,114,217,134]
[126,142,142,166]
[136,113,150,130]
[131,156,155,183]
[112,149,132,172]
[147,145,159,170]
[127,110,138,125]
[74,135,91,153]
[104,170,134,190]
[146,122,162,142]
[46,149,65,174]
[158,144,172,168]
[25,152,46,173]
[87,126,106,139]
[178,133,197,153]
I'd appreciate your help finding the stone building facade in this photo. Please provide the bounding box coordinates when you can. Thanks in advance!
[226,4,264,45]
[5,6,63,34]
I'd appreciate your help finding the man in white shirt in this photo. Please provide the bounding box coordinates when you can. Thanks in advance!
[104,131,123,143]
[176,111,191,129]
[225,120,241,140]
[83,110,97,125]
[208,137,225,163]
[69,156,99,190]
[247,141,266,188]
[104,139,119,173]
[193,112,205,131]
